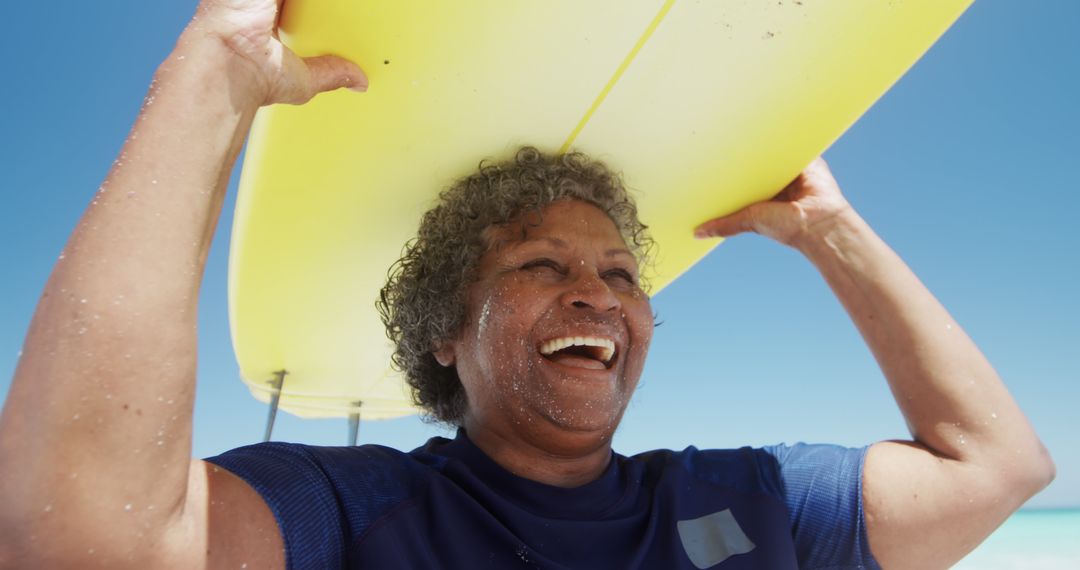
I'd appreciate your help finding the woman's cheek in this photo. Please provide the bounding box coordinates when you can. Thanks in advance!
[627,293,655,344]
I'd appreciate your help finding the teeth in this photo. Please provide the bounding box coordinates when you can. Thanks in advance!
[539,336,615,363]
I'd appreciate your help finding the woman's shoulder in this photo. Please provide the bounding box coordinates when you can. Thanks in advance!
[206,440,441,502]
[625,442,867,500]
[628,444,785,496]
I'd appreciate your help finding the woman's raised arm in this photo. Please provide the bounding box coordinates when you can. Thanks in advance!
[0,1,365,567]
[695,158,1055,569]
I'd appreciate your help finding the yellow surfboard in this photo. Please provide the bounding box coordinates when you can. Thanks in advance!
[230,0,973,419]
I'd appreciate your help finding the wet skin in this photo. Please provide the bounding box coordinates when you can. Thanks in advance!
[435,200,654,482]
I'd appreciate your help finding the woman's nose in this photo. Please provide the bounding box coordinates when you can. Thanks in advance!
[561,270,620,312]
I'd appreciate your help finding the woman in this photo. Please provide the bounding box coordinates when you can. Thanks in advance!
[0,1,1054,568]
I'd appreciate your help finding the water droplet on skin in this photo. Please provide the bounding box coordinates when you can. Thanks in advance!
[124,504,133,512]
[88,548,95,555]
[43,505,52,513]
[156,440,164,446]
[72,414,80,421]
[151,180,158,185]
[991,412,998,419]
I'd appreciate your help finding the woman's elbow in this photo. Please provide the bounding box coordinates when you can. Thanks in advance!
[1002,440,1056,501]
[1028,443,1056,491]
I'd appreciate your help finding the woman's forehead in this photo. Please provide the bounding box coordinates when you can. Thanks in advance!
[482,202,630,255]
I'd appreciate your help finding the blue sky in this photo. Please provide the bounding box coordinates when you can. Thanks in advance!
[1,1,1076,509]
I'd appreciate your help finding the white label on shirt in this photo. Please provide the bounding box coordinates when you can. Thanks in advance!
[677,509,756,568]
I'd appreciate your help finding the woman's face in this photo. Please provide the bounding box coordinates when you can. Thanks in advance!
[435,200,654,442]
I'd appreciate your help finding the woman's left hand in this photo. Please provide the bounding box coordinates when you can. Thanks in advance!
[693,157,853,250]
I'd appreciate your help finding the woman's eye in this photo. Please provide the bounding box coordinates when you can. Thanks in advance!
[521,259,564,274]
[602,268,637,285]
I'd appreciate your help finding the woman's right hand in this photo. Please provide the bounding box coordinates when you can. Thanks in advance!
[189,0,368,106]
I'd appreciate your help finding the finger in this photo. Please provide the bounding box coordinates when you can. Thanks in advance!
[694,206,758,239]
[803,156,839,186]
[808,156,831,172]
[304,54,369,94]
[274,0,292,35]
[772,176,803,202]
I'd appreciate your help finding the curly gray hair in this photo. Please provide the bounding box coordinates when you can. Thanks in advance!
[376,146,653,425]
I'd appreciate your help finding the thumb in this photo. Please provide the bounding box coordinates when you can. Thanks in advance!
[303,54,369,94]
[694,204,765,239]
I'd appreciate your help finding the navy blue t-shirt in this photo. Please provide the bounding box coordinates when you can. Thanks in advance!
[207,431,879,569]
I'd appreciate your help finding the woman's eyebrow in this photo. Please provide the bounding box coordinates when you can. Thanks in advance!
[515,237,632,259]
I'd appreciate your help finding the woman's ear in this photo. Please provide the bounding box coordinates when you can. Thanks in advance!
[433,341,456,367]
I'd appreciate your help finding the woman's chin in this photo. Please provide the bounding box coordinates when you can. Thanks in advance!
[528,393,629,438]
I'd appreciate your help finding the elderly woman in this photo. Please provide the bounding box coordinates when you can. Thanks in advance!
[0,1,1054,569]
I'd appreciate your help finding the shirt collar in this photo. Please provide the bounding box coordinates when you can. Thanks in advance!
[426,428,630,519]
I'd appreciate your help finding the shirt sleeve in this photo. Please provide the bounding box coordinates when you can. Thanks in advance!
[760,442,881,570]
[206,443,347,570]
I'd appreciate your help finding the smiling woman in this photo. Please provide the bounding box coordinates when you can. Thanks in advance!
[0,0,1055,568]
[432,198,655,475]
[376,147,653,429]
[212,152,876,568]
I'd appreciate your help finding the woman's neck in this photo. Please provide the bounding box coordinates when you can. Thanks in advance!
[462,418,615,488]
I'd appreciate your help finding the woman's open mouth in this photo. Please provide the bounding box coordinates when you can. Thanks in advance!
[538,336,617,370]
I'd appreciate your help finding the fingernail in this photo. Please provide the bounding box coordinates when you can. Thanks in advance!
[344,75,368,92]
[694,229,708,239]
